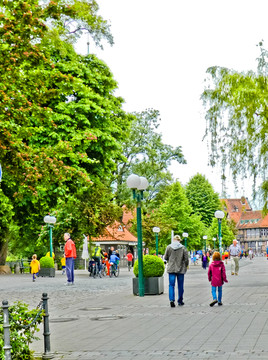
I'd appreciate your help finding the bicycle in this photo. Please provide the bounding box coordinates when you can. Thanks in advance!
[109,262,119,277]
[88,260,101,278]
[100,262,107,277]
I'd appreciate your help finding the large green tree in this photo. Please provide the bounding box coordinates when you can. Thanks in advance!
[201,43,268,207]
[115,109,186,208]
[185,173,221,227]
[0,0,127,261]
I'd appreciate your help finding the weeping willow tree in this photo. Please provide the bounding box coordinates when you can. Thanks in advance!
[201,42,268,210]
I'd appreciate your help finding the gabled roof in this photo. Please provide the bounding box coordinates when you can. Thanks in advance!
[92,221,137,243]
[222,198,268,229]
[221,197,252,223]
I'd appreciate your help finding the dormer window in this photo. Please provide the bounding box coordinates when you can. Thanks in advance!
[118,225,123,232]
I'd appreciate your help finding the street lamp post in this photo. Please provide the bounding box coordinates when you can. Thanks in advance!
[213,237,216,250]
[152,227,160,256]
[214,210,225,256]
[203,235,207,252]
[182,232,188,249]
[44,215,56,258]
[127,174,149,297]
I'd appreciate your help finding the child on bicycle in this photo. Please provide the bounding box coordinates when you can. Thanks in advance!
[109,251,120,269]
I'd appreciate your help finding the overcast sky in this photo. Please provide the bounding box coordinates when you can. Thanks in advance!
[76,0,268,202]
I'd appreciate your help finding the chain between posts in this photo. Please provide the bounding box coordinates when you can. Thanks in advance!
[8,300,44,330]
[2,293,53,360]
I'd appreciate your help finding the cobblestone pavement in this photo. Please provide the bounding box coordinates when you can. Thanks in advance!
[2,257,268,359]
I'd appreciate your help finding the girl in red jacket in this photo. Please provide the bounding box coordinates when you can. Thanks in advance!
[208,251,228,307]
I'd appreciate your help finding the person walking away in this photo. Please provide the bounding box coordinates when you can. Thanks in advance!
[229,239,241,275]
[208,251,228,306]
[64,233,77,285]
[30,254,40,282]
[202,251,208,270]
[249,248,253,260]
[126,251,133,271]
[164,235,189,307]
[92,243,104,275]
[61,255,66,275]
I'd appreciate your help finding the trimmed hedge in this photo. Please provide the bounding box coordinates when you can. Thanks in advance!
[39,256,54,268]
[133,255,165,278]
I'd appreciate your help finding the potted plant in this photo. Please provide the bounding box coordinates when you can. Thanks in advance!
[132,255,165,295]
[38,256,55,277]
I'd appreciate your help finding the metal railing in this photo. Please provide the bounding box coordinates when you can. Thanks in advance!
[2,293,53,360]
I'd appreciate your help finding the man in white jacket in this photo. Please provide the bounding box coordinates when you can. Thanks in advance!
[164,235,189,308]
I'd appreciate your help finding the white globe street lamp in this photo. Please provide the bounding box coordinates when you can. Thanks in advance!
[44,215,56,258]
[127,174,149,297]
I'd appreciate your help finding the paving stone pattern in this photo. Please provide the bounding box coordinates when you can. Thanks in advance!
[1,257,268,359]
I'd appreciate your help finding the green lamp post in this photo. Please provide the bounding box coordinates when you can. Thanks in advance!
[203,235,207,252]
[153,227,160,256]
[215,210,225,256]
[182,232,188,249]
[44,215,56,258]
[127,174,149,297]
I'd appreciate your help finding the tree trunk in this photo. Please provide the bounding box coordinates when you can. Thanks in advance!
[0,240,8,265]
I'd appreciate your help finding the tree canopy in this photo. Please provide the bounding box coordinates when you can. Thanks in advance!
[201,43,268,208]
[0,0,127,261]
[185,173,221,227]
[115,109,186,208]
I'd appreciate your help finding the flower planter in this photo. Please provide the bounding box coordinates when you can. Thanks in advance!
[132,276,164,295]
[39,268,55,277]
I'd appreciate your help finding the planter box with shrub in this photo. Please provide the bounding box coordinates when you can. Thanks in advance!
[39,256,55,277]
[132,255,165,295]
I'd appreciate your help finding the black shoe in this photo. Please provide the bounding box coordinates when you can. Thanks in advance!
[170,301,175,308]
[218,302,223,306]
[178,301,184,306]
[210,300,218,307]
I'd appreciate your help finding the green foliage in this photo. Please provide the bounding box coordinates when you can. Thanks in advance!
[133,255,165,278]
[207,216,235,249]
[185,173,221,227]
[0,1,130,261]
[0,301,43,360]
[115,109,186,208]
[201,43,268,205]
[152,181,205,251]
[39,256,54,268]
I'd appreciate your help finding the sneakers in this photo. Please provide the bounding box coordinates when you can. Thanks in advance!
[218,302,223,306]
[210,300,218,307]
[64,282,72,286]
[170,301,175,308]
[178,301,184,306]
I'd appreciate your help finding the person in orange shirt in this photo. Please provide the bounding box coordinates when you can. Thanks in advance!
[64,233,77,285]
[30,254,40,282]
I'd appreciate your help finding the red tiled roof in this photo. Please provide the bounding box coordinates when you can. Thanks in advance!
[92,221,137,243]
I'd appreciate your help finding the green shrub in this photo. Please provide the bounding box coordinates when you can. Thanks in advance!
[39,256,54,268]
[0,301,43,360]
[133,255,165,278]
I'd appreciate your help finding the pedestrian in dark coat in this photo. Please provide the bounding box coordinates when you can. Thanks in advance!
[164,235,188,308]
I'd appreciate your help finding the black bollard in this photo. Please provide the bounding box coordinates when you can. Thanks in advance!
[2,300,12,360]
[42,293,54,359]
